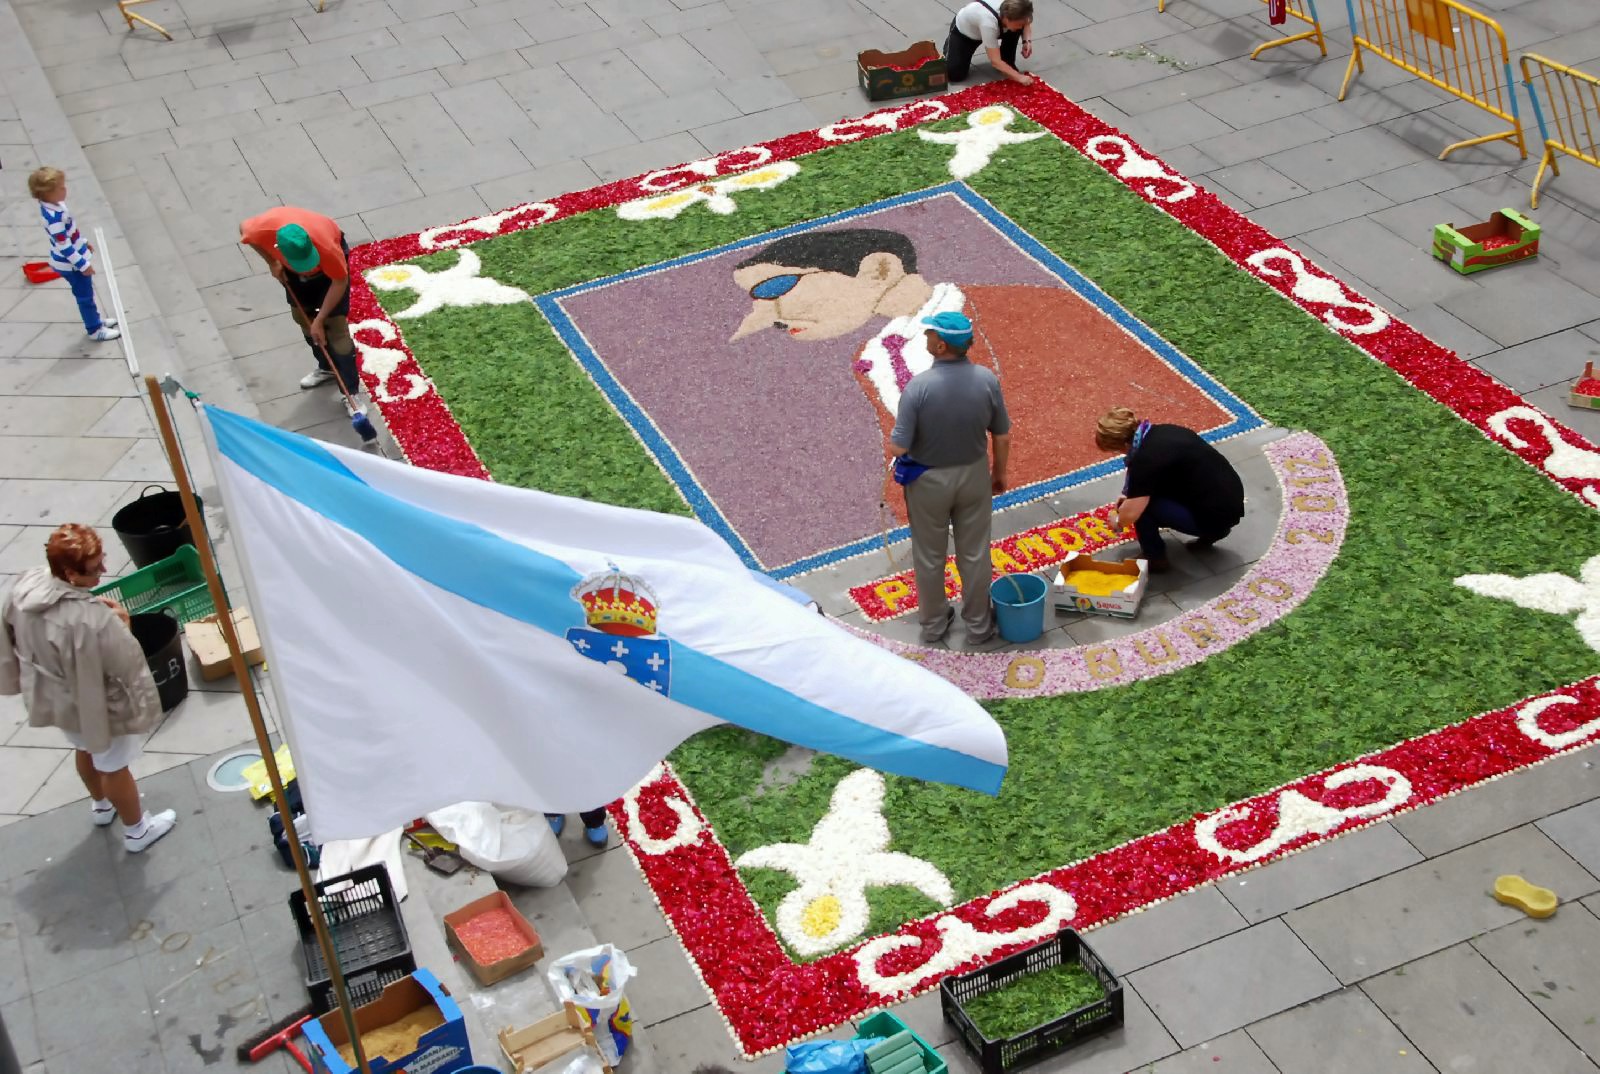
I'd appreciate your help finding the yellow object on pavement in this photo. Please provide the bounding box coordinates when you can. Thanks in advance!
[1493,874,1558,918]
[242,743,295,800]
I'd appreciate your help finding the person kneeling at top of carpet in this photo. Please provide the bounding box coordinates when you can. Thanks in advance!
[1095,407,1244,573]
[0,525,177,852]
[944,0,1034,85]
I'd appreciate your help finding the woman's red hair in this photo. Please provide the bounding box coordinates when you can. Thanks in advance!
[45,524,103,581]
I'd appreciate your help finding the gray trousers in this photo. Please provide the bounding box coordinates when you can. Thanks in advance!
[905,456,995,638]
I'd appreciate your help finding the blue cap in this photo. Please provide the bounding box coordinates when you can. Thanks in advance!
[922,310,974,347]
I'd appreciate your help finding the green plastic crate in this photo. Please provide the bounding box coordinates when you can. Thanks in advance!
[93,545,214,624]
[854,1012,947,1074]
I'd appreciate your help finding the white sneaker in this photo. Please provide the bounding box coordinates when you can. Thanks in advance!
[300,368,335,389]
[90,325,121,342]
[124,808,177,853]
[91,802,116,827]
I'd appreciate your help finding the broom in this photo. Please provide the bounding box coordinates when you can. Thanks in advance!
[236,1005,315,1072]
[283,286,378,445]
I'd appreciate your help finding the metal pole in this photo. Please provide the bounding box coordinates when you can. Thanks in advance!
[141,375,374,1074]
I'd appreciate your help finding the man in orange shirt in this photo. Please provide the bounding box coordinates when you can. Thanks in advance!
[239,206,363,400]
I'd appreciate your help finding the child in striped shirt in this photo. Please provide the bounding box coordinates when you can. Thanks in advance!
[28,167,120,342]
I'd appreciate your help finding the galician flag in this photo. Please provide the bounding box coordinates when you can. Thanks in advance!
[201,406,1008,840]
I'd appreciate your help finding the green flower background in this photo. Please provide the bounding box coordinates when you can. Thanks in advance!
[370,109,1599,958]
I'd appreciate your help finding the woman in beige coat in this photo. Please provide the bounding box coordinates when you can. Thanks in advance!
[0,524,176,851]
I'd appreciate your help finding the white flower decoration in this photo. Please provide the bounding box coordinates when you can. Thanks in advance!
[617,162,801,220]
[735,769,953,956]
[363,248,531,319]
[918,106,1044,180]
[1457,553,1600,653]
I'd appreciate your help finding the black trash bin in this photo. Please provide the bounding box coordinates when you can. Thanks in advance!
[129,611,189,712]
[111,485,202,569]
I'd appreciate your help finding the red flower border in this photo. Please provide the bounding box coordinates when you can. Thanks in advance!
[342,80,1600,1054]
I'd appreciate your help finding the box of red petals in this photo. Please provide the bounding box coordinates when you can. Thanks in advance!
[443,890,543,986]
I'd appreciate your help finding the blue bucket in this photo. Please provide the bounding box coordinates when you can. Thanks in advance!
[992,573,1048,644]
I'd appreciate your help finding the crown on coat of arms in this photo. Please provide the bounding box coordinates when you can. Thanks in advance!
[572,566,659,637]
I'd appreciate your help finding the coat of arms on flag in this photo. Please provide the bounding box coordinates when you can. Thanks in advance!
[565,567,671,697]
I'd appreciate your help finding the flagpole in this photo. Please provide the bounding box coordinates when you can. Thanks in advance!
[142,376,375,1074]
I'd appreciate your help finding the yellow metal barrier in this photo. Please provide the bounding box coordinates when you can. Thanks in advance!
[1156,0,1327,59]
[1341,0,1526,160]
[1522,53,1600,208]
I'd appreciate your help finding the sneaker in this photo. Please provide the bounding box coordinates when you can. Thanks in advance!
[546,814,566,837]
[104,318,119,329]
[90,325,121,342]
[299,368,335,389]
[124,808,177,853]
[91,802,116,828]
[919,607,955,644]
[584,824,609,849]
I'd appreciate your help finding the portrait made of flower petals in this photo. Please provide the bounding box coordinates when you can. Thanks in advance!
[346,82,1600,1055]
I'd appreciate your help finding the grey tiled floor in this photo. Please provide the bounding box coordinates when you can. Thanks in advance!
[2,0,1600,1068]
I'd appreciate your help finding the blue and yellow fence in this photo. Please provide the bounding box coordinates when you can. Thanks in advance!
[1341,0,1526,160]
[1522,53,1600,209]
[1157,0,1327,59]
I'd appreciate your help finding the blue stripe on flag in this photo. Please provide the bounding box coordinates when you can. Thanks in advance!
[207,407,1005,795]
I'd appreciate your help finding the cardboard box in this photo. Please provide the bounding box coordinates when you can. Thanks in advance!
[858,41,947,101]
[183,607,263,681]
[1052,554,1149,620]
[303,968,471,1074]
[1571,361,1600,410]
[1431,208,1540,275]
[443,890,543,987]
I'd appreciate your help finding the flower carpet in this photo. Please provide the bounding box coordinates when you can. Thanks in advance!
[346,81,1600,1055]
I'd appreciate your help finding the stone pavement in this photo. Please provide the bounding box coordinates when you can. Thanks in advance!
[1,0,1599,1066]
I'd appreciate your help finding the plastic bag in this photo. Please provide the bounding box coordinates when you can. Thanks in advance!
[425,802,567,887]
[547,945,637,1066]
[784,1039,872,1074]
[561,1053,607,1074]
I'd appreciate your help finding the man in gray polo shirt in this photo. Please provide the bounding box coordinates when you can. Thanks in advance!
[890,310,1012,645]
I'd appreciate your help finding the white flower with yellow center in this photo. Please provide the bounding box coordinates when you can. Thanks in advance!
[735,769,953,956]
[363,248,530,319]
[617,161,801,220]
[918,105,1045,180]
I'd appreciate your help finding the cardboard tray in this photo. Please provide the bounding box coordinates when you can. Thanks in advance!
[857,40,947,100]
[183,607,264,681]
[443,890,543,986]
[302,968,471,1074]
[1052,553,1149,620]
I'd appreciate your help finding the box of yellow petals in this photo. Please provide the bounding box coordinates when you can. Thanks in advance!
[1052,553,1149,620]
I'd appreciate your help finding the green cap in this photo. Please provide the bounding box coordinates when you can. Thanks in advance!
[275,223,320,273]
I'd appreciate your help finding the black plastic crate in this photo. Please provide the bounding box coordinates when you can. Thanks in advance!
[309,964,412,1015]
[288,865,414,994]
[940,928,1124,1074]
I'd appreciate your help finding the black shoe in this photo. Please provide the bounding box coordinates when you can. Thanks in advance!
[1147,557,1172,574]
[1187,537,1219,551]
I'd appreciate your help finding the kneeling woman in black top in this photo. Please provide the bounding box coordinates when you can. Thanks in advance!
[1095,407,1245,571]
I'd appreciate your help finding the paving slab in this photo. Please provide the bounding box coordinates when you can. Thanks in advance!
[1219,819,1424,924]
[1129,919,1338,1047]
[626,934,709,1027]
[1245,986,1433,1074]
[1364,941,1598,1074]
[563,844,672,949]
[0,477,133,526]
[1538,794,1600,878]
[1086,884,1247,972]
[1440,272,1600,348]
[1148,1029,1277,1074]
[1392,746,1600,857]
[30,955,155,1068]
[645,1004,786,1072]
[1286,825,1600,983]
[1471,905,1600,1060]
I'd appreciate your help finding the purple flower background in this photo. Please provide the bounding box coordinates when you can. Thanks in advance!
[558,193,1061,569]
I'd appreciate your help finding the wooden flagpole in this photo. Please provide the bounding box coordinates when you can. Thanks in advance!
[142,375,374,1074]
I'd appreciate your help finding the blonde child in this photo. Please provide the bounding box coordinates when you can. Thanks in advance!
[28,167,120,342]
